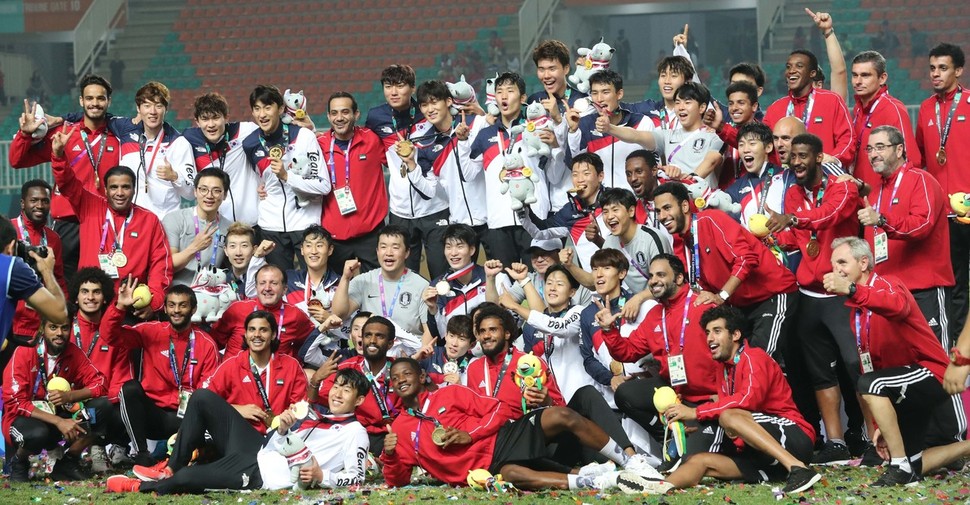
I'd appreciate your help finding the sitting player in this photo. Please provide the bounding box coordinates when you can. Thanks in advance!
[415,314,475,386]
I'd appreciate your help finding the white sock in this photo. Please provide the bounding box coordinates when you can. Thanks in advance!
[890,456,912,474]
[599,438,630,466]
[567,473,581,490]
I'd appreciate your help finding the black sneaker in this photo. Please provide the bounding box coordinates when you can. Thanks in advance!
[944,457,967,472]
[50,453,91,481]
[133,451,156,468]
[844,428,867,457]
[872,465,920,487]
[859,444,885,467]
[656,456,681,474]
[7,453,30,482]
[783,466,821,494]
[812,441,851,465]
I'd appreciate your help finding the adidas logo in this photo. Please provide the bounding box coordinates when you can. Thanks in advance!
[653,325,662,332]
[72,145,82,152]
[616,472,673,495]
[928,317,939,327]
[702,426,714,435]
[242,375,251,383]
[160,349,170,358]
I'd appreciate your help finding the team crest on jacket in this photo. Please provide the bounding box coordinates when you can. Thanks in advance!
[400,292,412,307]
[692,138,706,153]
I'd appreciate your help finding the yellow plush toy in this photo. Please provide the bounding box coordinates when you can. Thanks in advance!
[467,468,510,492]
[513,353,546,414]
[949,193,970,224]
[653,386,687,462]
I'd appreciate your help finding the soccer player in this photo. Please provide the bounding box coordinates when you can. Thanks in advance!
[162,167,231,286]
[424,224,488,341]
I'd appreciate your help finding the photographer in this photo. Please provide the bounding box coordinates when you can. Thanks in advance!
[0,215,68,361]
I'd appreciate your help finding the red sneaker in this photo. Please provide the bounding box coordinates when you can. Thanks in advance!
[106,475,141,493]
[132,458,173,482]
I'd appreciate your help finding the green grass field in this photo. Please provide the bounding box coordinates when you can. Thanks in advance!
[3,465,969,505]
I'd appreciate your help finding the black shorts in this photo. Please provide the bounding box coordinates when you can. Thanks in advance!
[489,408,570,475]
[719,413,814,483]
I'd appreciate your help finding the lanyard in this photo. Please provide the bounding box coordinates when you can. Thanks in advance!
[138,131,164,193]
[804,178,827,242]
[100,208,133,254]
[667,129,703,164]
[33,341,57,398]
[786,90,816,125]
[854,95,885,153]
[275,304,285,334]
[363,360,393,419]
[661,289,693,356]
[748,165,775,214]
[193,214,221,269]
[169,331,196,390]
[686,217,701,289]
[874,169,904,216]
[378,270,406,319]
[483,350,514,398]
[853,308,872,353]
[15,216,47,247]
[327,135,353,187]
[936,87,963,148]
[258,125,288,160]
[722,344,744,395]
[249,355,272,411]
[659,107,678,130]
[73,317,100,357]
[391,106,416,141]
[408,399,441,455]
[204,135,228,168]
[79,130,106,189]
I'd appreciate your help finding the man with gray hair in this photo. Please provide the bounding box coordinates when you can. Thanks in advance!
[849,50,921,189]
[823,236,966,486]
[856,125,953,346]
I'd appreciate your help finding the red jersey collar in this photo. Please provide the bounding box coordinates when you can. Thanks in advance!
[937,85,963,103]
[788,88,814,104]
[855,86,889,111]
[663,283,691,308]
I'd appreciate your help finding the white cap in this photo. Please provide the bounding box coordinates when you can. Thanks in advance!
[528,238,563,253]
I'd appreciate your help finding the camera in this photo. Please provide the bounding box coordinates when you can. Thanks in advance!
[14,241,48,273]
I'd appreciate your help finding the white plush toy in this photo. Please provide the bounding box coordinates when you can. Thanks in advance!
[282,89,307,125]
[484,73,499,117]
[446,74,477,115]
[277,431,315,491]
[190,266,239,323]
[512,102,553,158]
[31,103,48,141]
[286,151,316,208]
[568,38,615,94]
[685,176,741,214]
[499,144,539,211]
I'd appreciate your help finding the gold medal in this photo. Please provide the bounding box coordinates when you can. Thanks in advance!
[268,145,284,160]
[609,360,624,376]
[431,426,448,446]
[937,147,948,166]
[397,140,414,158]
[264,408,276,428]
[805,239,820,258]
[111,251,128,268]
[294,109,306,120]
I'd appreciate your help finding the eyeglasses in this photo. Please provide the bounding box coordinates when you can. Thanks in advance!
[865,143,900,154]
[196,186,224,196]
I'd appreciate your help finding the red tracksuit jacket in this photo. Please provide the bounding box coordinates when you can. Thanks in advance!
[851,87,921,188]
[209,299,314,359]
[671,210,797,307]
[204,351,308,434]
[600,285,720,403]
[11,216,66,338]
[9,125,120,220]
[51,154,172,312]
[764,88,856,167]
[71,314,131,402]
[101,304,220,410]
[317,127,389,240]
[848,273,950,381]
[465,347,565,423]
[696,345,814,443]
[775,175,861,293]
[917,86,970,195]
[381,386,508,487]
[863,163,953,290]
[2,341,107,443]
[315,355,398,434]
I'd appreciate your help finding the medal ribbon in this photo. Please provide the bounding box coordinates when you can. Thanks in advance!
[661,289,693,356]
[786,89,816,125]
[249,355,273,412]
[722,344,744,395]
[686,216,701,289]
[204,134,228,168]
[805,177,827,243]
[390,106,416,141]
[100,208,134,254]
[169,331,196,390]
[73,317,100,357]
[666,129,703,165]
[409,397,440,455]
[33,341,58,398]
[936,87,963,150]
[854,95,885,154]
[138,130,164,193]
[873,169,904,218]
[364,360,393,419]
[79,130,106,189]
[483,349,514,398]
[15,215,47,247]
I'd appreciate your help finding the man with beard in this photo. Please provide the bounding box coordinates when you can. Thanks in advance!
[162,168,231,286]
[10,75,121,280]
[104,281,221,467]
[625,150,662,228]
[8,180,66,348]
[310,316,398,455]
[210,264,314,359]
[50,126,173,320]
[3,314,110,481]
[318,92,388,272]
[765,133,863,464]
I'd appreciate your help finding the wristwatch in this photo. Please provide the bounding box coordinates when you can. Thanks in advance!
[847,283,857,297]
[877,214,887,227]
[951,347,970,366]
[718,290,730,301]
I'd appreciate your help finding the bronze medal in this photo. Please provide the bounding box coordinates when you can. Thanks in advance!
[306,299,324,310]
[268,145,284,160]
[937,147,948,166]
[431,426,448,446]
[264,409,276,428]
[609,360,624,376]
[806,239,821,258]
[111,251,128,268]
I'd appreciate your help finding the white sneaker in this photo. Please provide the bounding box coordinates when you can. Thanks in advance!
[624,453,664,480]
[616,471,674,494]
[578,460,616,478]
[592,470,622,490]
[89,445,110,473]
[109,445,134,466]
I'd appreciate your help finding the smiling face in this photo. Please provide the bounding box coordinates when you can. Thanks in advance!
[21,186,51,226]
[772,117,806,165]
[530,249,557,275]
[197,112,228,144]
[929,55,963,94]
[361,321,392,361]
[658,67,686,102]
[244,316,275,354]
[737,134,772,174]
[194,175,225,215]
[727,91,756,125]
[625,156,657,199]
[328,375,366,414]
[444,238,475,271]
[224,234,254,270]
[256,267,285,307]
[647,258,683,302]
[42,320,71,355]
[705,317,741,362]
[674,95,703,130]
[444,332,474,360]
[654,192,690,235]
[789,143,823,187]
[543,269,576,310]
[76,281,106,319]
[601,201,634,237]
[592,264,626,297]
[80,84,110,122]
[851,61,887,102]
[328,96,359,139]
[830,243,868,284]
[301,234,333,273]
[138,99,167,132]
[105,174,134,213]
[589,82,623,114]
[376,233,409,274]
[476,316,511,358]
[165,293,196,331]
[389,361,425,401]
[251,100,282,134]
[785,54,816,95]
[419,97,452,131]
[536,58,567,97]
[867,130,904,177]
[571,162,603,201]
[383,82,415,111]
